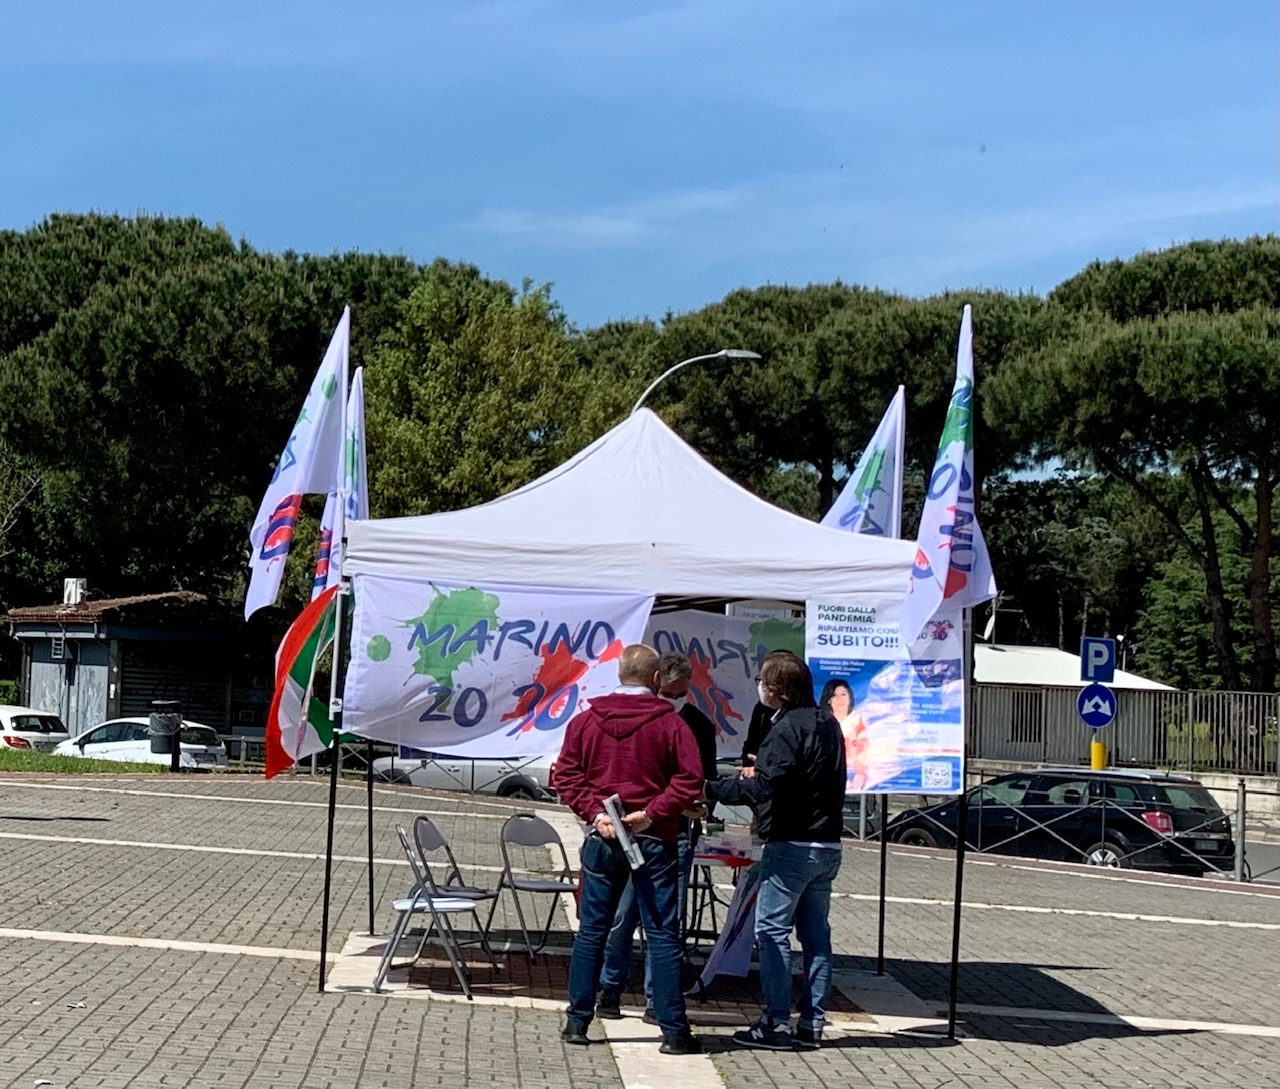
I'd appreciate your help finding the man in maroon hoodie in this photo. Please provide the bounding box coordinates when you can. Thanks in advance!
[555,644,705,1055]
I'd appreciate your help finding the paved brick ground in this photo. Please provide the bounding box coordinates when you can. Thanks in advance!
[1,772,1278,1089]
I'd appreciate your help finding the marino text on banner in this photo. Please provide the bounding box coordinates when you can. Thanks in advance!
[343,575,654,757]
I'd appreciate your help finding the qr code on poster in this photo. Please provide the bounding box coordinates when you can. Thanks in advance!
[921,761,952,790]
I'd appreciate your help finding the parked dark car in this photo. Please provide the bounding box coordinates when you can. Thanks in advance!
[887,767,1234,875]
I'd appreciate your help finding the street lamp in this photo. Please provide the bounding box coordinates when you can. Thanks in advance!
[630,348,762,415]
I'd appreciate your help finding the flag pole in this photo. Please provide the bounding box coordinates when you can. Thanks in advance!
[317,581,347,993]
[946,605,975,1037]
[318,310,352,994]
[876,801,889,975]
[366,736,375,935]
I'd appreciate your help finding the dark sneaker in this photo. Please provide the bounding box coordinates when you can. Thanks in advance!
[659,1031,703,1055]
[596,990,622,1020]
[733,1019,796,1051]
[642,1007,659,1026]
[794,1024,822,1050]
[561,1021,591,1046]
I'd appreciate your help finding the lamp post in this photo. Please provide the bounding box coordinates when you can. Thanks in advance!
[630,348,762,415]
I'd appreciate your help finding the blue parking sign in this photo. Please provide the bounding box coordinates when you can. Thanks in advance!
[1080,637,1116,683]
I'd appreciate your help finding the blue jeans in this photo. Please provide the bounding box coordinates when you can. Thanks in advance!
[755,842,842,1030]
[599,830,693,999]
[567,834,688,1035]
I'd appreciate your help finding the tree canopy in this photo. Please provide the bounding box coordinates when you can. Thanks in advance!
[0,214,1276,692]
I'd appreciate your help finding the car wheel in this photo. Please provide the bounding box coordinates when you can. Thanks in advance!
[377,769,413,785]
[897,828,939,849]
[498,778,539,801]
[1084,841,1129,868]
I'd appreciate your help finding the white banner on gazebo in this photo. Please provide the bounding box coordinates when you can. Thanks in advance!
[343,575,654,757]
[644,609,804,758]
[805,593,964,794]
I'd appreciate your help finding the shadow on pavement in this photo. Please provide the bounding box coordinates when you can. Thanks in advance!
[838,954,1204,1046]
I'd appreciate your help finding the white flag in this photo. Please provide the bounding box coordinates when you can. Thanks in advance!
[900,305,997,644]
[822,386,906,538]
[245,308,350,619]
[313,366,369,598]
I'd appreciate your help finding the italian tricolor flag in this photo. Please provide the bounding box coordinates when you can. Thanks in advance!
[265,585,340,779]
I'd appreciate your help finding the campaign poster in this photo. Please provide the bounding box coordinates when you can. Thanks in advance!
[645,609,805,759]
[343,574,654,756]
[805,594,964,794]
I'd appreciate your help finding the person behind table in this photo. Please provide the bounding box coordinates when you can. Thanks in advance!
[740,698,774,766]
[554,644,705,1056]
[596,652,718,1022]
[706,651,846,1051]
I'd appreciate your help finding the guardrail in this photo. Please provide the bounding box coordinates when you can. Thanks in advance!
[887,773,1280,884]
[215,735,395,775]
[973,685,1280,776]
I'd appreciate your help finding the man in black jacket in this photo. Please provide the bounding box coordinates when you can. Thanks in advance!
[706,651,846,1051]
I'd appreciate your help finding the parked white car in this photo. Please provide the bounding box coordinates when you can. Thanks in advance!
[54,717,228,769]
[371,750,556,800]
[0,704,71,753]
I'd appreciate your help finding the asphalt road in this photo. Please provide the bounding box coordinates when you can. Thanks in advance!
[1,773,1278,1089]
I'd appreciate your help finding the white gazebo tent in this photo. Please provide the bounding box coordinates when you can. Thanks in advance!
[327,409,926,1005]
[344,408,916,595]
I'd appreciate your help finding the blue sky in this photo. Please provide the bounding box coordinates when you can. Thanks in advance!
[3,1,1275,329]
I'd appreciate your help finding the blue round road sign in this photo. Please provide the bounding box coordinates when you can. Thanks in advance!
[1077,682,1116,729]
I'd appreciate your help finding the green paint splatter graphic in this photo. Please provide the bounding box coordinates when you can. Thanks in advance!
[402,586,501,689]
[322,375,339,399]
[367,634,391,662]
[936,377,973,452]
[853,445,887,502]
[749,619,804,658]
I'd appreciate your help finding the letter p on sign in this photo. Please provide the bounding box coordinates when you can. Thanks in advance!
[1080,637,1116,683]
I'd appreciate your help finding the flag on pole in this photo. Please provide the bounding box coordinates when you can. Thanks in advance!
[245,308,350,620]
[822,386,906,538]
[900,305,997,644]
[313,366,368,598]
[265,585,340,778]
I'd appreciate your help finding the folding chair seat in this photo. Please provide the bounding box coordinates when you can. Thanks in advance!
[372,826,499,997]
[484,812,579,961]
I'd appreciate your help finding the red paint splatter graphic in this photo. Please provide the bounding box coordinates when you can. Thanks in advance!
[502,643,591,736]
[687,655,744,742]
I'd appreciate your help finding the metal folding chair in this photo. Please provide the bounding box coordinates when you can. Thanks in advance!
[484,812,579,961]
[372,826,497,997]
[412,815,497,900]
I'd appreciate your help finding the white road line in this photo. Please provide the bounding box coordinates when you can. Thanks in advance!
[0,926,319,962]
[0,779,510,818]
[0,829,562,878]
[0,828,410,865]
[953,1003,1280,1039]
[694,883,1280,931]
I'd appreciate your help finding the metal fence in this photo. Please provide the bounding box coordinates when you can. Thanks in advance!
[972,685,1280,776]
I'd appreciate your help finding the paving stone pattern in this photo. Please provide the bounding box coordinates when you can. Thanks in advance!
[1,774,1278,1088]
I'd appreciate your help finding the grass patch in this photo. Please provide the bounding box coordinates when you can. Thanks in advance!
[0,749,167,774]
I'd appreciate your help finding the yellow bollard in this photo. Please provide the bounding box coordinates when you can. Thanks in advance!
[1091,737,1107,770]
